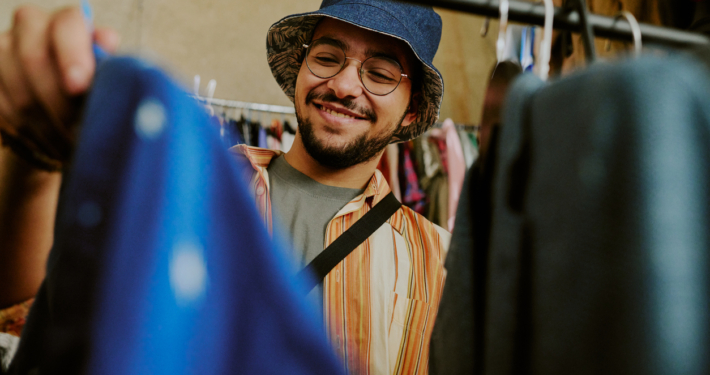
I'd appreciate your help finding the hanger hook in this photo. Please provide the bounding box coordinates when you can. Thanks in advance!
[481,17,491,37]
[193,75,200,96]
[609,10,642,57]
[538,0,555,81]
[496,0,510,62]
[206,79,217,100]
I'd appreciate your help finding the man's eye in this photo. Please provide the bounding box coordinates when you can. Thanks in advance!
[366,70,396,83]
[314,54,341,66]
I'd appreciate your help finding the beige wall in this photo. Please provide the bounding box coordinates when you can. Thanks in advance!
[435,9,497,126]
[0,0,501,125]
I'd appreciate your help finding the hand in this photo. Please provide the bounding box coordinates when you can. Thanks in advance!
[0,5,120,169]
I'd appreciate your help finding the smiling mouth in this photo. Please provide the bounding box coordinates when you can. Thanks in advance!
[314,103,366,121]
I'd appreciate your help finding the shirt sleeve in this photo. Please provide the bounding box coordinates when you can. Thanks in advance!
[0,299,34,337]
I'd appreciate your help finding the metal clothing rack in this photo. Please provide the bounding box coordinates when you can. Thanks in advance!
[399,0,710,48]
[193,96,479,132]
[192,95,296,115]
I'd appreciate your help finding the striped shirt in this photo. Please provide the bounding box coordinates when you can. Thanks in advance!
[232,145,450,375]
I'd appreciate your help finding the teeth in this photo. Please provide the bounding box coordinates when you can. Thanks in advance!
[322,106,357,119]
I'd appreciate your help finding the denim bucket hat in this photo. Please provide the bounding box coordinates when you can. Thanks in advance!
[266,0,444,143]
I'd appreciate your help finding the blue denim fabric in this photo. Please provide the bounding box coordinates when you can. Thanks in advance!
[315,0,442,69]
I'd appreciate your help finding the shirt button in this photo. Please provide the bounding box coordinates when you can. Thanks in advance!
[256,186,265,195]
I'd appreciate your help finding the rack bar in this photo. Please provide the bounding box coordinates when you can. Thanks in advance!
[398,0,709,48]
[192,95,296,115]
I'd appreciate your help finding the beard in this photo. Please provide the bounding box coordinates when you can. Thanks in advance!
[295,90,408,169]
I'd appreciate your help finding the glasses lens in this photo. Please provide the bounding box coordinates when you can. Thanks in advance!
[306,41,345,78]
[362,57,402,95]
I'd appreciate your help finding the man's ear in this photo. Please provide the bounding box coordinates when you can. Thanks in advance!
[401,92,421,128]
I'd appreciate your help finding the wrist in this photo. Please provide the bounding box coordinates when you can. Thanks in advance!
[0,129,64,172]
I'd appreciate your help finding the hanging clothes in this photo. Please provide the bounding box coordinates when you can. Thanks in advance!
[399,141,427,214]
[281,132,295,153]
[412,135,448,229]
[280,120,296,152]
[458,128,478,169]
[436,55,710,374]
[258,125,268,149]
[5,56,344,375]
[442,119,466,232]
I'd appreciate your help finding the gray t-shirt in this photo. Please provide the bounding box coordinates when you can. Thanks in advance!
[267,155,364,307]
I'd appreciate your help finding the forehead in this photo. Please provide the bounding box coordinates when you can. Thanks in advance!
[312,18,416,70]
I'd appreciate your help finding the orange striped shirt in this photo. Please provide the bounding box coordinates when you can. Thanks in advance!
[232,145,450,375]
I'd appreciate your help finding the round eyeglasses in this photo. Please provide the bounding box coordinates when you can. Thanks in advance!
[303,39,409,96]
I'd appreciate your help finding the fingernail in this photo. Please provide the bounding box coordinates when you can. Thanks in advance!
[67,66,88,90]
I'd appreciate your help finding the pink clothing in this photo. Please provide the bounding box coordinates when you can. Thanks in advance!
[443,119,466,231]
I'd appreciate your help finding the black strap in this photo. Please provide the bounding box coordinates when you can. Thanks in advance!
[297,191,402,293]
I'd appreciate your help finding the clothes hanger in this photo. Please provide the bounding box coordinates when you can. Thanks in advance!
[566,0,596,62]
[606,10,642,57]
[193,75,201,96]
[481,17,491,37]
[538,0,555,81]
[205,79,217,117]
[496,0,510,63]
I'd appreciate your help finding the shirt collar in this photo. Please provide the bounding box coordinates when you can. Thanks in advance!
[236,144,389,202]
[231,144,283,170]
[237,145,402,231]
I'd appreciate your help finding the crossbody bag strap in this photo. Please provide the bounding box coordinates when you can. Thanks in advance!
[297,191,402,294]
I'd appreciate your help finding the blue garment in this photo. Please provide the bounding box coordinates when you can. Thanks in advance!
[258,125,268,149]
[9,57,343,375]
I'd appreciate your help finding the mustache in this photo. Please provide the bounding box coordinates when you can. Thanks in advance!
[305,91,377,122]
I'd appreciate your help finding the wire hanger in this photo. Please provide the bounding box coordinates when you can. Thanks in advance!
[481,17,491,37]
[539,0,555,81]
[565,0,596,62]
[193,75,201,96]
[606,10,642,57]
[496,0,510,63]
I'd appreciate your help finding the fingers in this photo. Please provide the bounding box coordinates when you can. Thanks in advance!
[0,4,116,164]
[0,16,34,115]
[94,27,121,53]
[0,33,22,128]
[50,7,95,95]
[12,6,72,125]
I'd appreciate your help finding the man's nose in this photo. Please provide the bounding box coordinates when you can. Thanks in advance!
[326,59,364,99]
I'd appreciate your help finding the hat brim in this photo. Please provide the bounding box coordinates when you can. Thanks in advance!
[266,9,443,143]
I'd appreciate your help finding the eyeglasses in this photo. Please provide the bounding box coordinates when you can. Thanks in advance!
[303,39,409,96]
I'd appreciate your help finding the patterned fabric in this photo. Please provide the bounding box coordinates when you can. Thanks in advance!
[0,299,33,337]
[231,144,450,375]
[265,5,444,143]
[400,142,427,214]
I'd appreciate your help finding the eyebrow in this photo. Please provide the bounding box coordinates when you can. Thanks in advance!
[315,35,404,67]
[315,36,349,52]
[365,49,403,67]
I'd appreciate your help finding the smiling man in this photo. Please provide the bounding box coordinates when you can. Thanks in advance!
[232,1,450,373]
[0,0,449,373]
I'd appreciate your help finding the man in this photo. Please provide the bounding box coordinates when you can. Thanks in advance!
[0,0,449,373]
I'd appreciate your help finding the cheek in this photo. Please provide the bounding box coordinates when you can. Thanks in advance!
[375,94,409,120]
[295,63,321,99]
